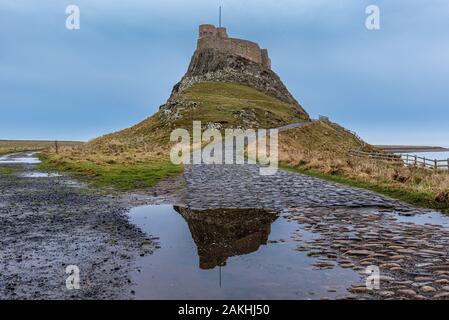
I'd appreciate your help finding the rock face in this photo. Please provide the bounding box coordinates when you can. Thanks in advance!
[175,206,278,269]
[158,27,309,126]
[170,48,305,110]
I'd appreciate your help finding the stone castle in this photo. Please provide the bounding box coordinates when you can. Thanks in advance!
[197,24,271,69]
[164,22,309,120]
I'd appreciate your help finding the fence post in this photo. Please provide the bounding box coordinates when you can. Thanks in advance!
[434,159,438,171]
[414,155,417,166]
[447,158,449,170]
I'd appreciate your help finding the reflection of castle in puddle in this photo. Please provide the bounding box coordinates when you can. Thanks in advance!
[174,206,278,269]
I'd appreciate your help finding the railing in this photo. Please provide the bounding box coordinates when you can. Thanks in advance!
[401,154,449,170]
[349,150,449,171]
[294,117,448,171]
[349,150,402,162]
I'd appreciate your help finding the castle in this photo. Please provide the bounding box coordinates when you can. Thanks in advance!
[197,24,271,69]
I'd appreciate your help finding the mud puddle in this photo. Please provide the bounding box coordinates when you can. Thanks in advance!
[0,152,41,164]
[393,210,449,228]
[127,205,361,299]
[20,172,62,178]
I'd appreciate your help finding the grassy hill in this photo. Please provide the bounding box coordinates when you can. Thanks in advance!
[37,81,449,212]
[171,82,309,128]
[40,82,309,190]
[279,121,449,212]
[280,121,373,158]
[278,120,380,176]
[88,82,309,147]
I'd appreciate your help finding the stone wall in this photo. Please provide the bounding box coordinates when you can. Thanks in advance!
[197,37,265,66]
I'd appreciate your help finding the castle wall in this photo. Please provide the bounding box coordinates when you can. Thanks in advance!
[261,49,271,69]
[197,24,271,69]
[198,37,270,68]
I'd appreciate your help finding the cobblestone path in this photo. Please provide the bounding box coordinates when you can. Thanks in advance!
[182,148,449,299]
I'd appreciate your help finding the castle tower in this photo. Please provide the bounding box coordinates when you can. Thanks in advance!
[199,24,217,38]
[216,27,228,38]
[199,24,228,38]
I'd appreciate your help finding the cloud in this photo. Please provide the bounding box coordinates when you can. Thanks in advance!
[0,0,448,144]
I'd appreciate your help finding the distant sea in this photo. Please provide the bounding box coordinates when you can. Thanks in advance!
[396,151,449,161]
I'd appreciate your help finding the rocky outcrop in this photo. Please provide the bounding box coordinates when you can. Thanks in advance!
[170,48,307,113]
[159,96,199,121]
[175,206,278,269]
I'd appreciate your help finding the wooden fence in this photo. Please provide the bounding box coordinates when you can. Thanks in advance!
[349,150,449,171]
[401,153,449,170]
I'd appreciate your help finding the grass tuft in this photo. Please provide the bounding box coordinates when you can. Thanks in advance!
[38,153,181,191]
[0,166,22,175]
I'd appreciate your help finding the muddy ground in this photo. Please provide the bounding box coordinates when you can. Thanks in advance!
[2,152,449,300]
[0,154,183,299]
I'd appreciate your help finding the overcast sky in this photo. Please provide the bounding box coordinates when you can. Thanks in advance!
[1,0,448,146]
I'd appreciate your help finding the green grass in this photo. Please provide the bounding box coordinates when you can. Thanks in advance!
[282,164,449,214]
[279,120,377,155]
[0,166,22,175]
[38,153,182,191]
[0,140,83,155]
[175,82,309,129]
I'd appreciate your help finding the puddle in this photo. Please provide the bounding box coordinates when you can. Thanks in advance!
[393,211,449,229]
[20,172,62,178]
[127,205,361,299]
[0,152,41,164]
